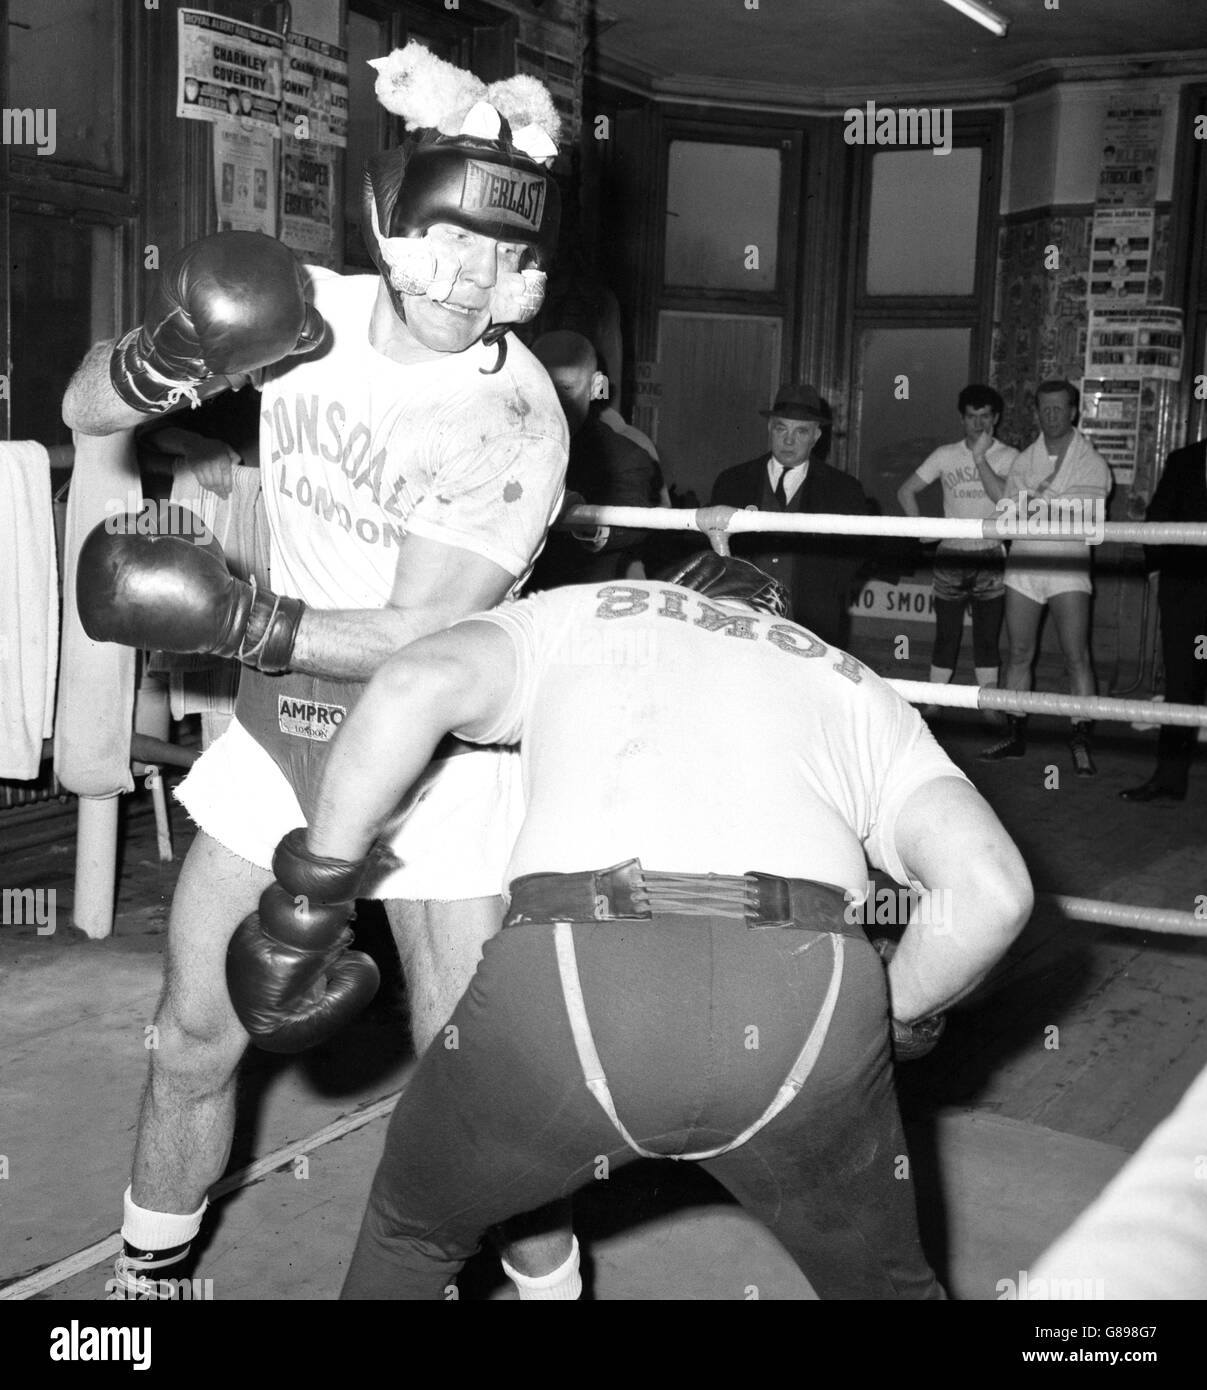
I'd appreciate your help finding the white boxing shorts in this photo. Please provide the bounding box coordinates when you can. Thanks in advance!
[1004,545,1093,604]
[174,717,524,901]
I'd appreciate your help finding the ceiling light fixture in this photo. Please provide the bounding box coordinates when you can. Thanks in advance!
[940,0,1010,37]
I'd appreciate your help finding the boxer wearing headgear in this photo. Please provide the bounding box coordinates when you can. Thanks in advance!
[362,46,561,362]
[64,42,576,1299]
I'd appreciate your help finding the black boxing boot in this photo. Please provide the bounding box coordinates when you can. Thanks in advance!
[1069,720,1096,778]
[978,714,1026,761]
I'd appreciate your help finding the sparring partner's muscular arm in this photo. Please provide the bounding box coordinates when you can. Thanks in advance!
[63,340,169,436]
[305,620,517,863]
[287,534,517,680]
[884,776,1033,1023]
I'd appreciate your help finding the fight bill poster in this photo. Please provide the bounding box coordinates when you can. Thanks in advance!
[280,142,338,266]
[1080,378,1145,486]
[177,9,283,136]
[213,123,276,236]
[1085,307,1183,382]
[280,33,347,269]
[282,33,348,148]
[1088,208,1155,306]
[1095,102,1163,209]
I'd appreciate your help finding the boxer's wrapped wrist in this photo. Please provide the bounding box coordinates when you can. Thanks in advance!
[889,1012,946,1062]
[272,827,370,905]
[236,584,305,673]
[873,937,946,1061]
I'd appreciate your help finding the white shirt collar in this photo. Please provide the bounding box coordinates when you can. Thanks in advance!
[768,456,810,499]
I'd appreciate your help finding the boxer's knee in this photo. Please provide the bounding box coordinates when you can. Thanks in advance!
[148,992,246,1096]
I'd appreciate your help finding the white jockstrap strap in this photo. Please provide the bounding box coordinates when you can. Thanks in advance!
[552,921,846,1161]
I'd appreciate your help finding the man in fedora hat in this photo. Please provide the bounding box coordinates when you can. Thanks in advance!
[710,383,878,646]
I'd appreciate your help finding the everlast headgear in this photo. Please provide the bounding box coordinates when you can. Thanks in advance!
[659,552,791,620]
[362,44,561,349]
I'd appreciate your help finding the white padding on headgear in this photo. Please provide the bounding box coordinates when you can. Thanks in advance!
[370,195,460,303]
[489,268,546,325]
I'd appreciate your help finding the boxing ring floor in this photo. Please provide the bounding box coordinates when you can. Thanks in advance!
[3,716,1207,1300]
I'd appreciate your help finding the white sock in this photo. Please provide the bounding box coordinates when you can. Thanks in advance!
[121,1186,207,1258]
[976,667,999,688]
[501,1236,582,1301]
[929,666,954,685]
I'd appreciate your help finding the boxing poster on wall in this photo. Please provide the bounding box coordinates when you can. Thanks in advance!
[1088,208,1155,306]
[1095,103,1163,209]
[280,142,338,267]
[1084,307,1184,382]
[278,33,347,269]
[176,9,284,136]
[1080,378,1148,485]
[282,33,348,148]
[212,124,276,237]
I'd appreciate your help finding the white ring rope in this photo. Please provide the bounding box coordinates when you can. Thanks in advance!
[560,503,1207,546]
[886,680,1207,728]
[1038,894,1207,938]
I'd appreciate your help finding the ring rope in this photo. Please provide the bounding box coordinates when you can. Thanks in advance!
[560,504,1207,546]
[886,679,1207,728]
[1037,894,1207,938]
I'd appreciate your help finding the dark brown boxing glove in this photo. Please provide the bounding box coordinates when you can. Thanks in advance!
[111,232,326,413]
[226,830,381,1054]
[77,507,304,674]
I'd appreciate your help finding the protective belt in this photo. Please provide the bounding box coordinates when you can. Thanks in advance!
[236,667,363,823]
[504,861,852,1161]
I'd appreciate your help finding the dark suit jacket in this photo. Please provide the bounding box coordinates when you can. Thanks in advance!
[1144,439,1207,588]
[527,417,661,590]
[711,455,878,645]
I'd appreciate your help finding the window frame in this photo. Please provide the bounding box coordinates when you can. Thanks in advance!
[848,110,1001,337]
[657,114,803,320]
[0,0,140,440]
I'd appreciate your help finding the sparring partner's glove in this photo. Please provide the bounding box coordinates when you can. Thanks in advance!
[227,828,381,1053]
[110,232,326,413]
[76,506,303,674]
[872,937,947,1062]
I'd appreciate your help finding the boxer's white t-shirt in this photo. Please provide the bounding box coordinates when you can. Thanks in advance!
[914,438,1017,552]
[462,582,969,893]
[258,269,568,608]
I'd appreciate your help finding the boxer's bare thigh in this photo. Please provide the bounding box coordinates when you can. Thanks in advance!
[383,896,503,1055]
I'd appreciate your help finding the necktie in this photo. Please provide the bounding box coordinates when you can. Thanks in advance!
[774,468,790,509]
